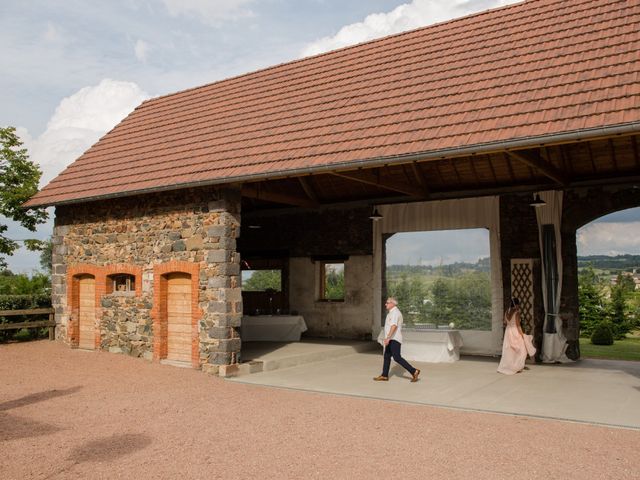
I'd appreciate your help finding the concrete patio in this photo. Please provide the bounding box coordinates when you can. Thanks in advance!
[230,340,640,430]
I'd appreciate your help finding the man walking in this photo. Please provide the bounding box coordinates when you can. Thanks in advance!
[374,297,420,382]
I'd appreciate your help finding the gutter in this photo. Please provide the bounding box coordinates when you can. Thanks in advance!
[27,121,640,208]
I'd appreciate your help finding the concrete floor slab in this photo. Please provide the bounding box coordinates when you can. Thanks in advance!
[229,349,640,429]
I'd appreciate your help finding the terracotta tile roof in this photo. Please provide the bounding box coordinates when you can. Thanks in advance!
[27,0,640,206]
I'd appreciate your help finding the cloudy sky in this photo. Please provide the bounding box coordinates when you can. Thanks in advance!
[1,0,637,272]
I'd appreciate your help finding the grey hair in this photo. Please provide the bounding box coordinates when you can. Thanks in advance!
[387,297,398,306]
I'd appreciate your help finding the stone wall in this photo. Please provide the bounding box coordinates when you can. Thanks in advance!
[100,293,153,358]
[51,186,241,373]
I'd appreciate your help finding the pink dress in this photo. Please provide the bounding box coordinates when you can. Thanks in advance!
[497,310,536,375]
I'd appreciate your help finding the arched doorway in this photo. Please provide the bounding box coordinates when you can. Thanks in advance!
[77,274,96,350]
[165,272,192,363]
[575,207,640,358]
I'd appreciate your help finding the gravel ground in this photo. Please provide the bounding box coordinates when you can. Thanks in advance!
[1,340,638,480]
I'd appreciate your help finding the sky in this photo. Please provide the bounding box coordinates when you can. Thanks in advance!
[1,0,638,272]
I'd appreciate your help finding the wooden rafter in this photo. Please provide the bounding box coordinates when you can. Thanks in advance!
[449,158,462,184]
[331,169,425,199]
[609,139,618,170]
[242,184,318,208]
[632,136,640,168]
[502,152,516,182]
[298,177,319,203]
[505,149,567,186]
[486,155,498,184]
[469,157,481,186]
[586,141,597,173]
[411,162,430,196]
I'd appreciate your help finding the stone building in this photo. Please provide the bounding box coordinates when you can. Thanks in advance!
[26,0,640,373]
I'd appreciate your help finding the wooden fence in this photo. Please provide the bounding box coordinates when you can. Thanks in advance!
[0,308,55,340]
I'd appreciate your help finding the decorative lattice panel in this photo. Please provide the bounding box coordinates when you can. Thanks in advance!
[510,259,534,334]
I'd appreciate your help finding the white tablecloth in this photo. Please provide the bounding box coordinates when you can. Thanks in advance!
[241,315,308,342]
[385,330,464,363]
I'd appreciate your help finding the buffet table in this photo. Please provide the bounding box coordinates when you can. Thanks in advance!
[240,315,308,342]
[379,329,463,363]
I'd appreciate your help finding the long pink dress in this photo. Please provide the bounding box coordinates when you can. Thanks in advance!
[497,309,536,375]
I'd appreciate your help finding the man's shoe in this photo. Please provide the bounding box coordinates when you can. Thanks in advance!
[373,375,389,381]
[411,369,421,382]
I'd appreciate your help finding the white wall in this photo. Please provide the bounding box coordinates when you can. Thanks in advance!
[289,255,373,339]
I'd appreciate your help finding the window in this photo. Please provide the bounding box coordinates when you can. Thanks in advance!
[108,274,135,294]
[320,262,344,301]
[241,270,282,292]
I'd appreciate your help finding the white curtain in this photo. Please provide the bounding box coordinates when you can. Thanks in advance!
[535,191,571,363]
[372,197,503,353]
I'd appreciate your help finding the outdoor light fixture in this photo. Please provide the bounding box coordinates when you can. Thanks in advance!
[529,194,546,207]
[369,207,383,221]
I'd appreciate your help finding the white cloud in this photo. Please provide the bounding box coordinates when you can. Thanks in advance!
[134,39,150,62]
[18,79,149,187]
[301,0,521,57]
[43,21,63,43]
[577,222,640,256]
[162,0,255,25]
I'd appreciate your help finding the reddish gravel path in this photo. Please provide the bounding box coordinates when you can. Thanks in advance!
[1,341,638,480]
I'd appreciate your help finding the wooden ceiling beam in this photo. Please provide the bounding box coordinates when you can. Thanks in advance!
[331,169,425,199]
[242,184,319,208]
[505,149,568,186]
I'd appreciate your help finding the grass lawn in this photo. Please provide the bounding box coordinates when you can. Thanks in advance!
[579,335,640,361]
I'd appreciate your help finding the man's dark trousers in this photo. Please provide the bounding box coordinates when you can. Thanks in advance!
[382,339,417,377]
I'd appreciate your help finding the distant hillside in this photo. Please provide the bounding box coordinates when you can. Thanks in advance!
[388,257,490,276]
[577,255,640,271]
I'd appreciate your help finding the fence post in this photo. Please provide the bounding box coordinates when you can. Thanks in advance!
[48,312,55,340]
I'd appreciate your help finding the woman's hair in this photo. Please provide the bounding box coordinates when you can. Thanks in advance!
[510,297,520,309]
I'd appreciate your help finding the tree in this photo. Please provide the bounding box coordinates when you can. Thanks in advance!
[608,273,634,339]
[578,265,607,337]
[39,238,53,273]
[242,270,281,292]
[0,127,48,269]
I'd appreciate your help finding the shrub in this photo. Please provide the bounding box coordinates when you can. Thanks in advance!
[591,322,614,345]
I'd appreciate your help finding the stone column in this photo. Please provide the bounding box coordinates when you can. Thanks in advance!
[51,219,69,343]
[199,187,242,374]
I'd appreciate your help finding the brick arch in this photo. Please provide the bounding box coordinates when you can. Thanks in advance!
[67,264,104,349]
[103,264,143,296]
[151,261,201,368]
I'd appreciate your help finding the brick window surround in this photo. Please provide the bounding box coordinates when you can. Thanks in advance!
[67,264,142,349]
[151,261,201,368]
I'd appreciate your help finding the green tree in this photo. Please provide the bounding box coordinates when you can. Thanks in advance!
[242,270,281,292]
[324,265,344,300]
[0,270,51,295]
[0,127,48,269]
[39,238,53,273]
[608,273,634,339]
[388,273,427,325]
[578,265,607,337]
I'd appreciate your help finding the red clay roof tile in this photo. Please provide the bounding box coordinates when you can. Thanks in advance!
[26,0,640,206]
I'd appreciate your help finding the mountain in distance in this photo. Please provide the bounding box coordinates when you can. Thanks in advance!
[577,254,640,271]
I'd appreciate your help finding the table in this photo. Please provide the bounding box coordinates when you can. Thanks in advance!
[240,315,308,342]
[378,329,463,363]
